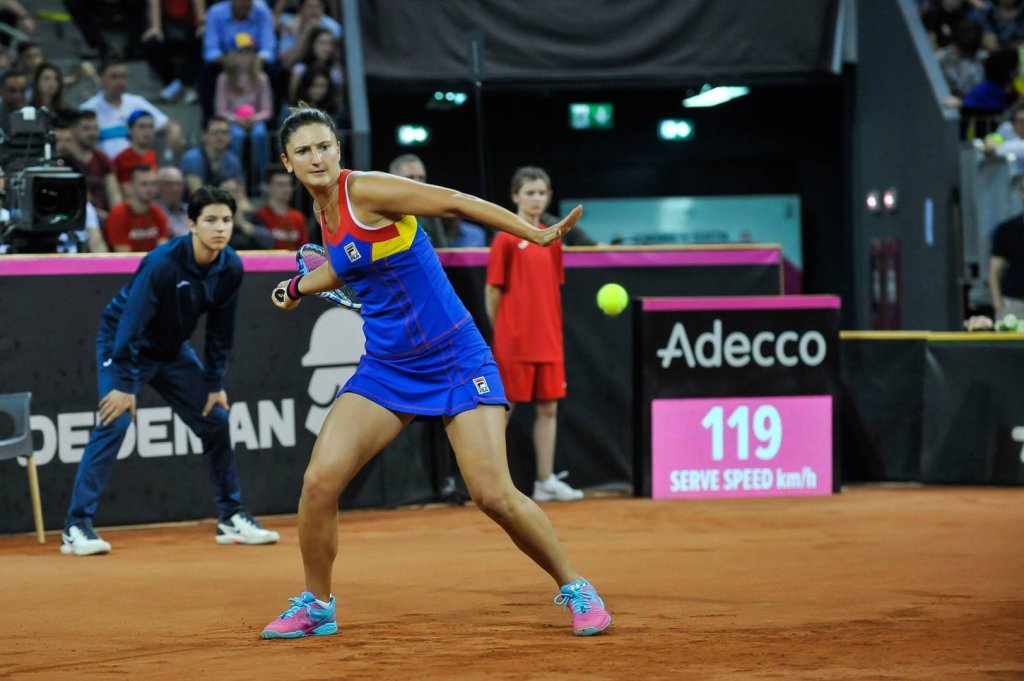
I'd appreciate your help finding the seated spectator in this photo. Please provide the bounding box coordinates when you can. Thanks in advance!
[963,48,1020,112]
[444,220,488,248]
[218,176,273,249]
[180,115,244,195]
[114,110,159,198]
[200,0,277,120]
[154,166,190,238]
[104,164,169,252]
[287,26,344,104]
[13,41,42,80]
[30,62,75,124]
[215,33,272,195]
[283,65,345,128]
[254,164,307,250]
[923,0,981,49]
[981,0,1024,51]
[277,0,341,69]
[273,0,339,26]
[62,110,123,224]
[0,69,27,133]
[143,0,204,105]
[388,153,447,247]
[938,20,987,99]
[79,60,184,159]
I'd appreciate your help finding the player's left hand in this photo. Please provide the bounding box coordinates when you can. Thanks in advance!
[272,280,302,310]
[533,205,582,246]
[203,391,229,417]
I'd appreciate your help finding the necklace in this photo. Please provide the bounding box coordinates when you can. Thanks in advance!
[315,184,340,217]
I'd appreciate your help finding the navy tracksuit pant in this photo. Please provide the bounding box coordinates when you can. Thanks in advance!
[65,330,243,529]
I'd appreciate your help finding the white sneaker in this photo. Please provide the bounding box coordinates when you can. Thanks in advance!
[216,512,280,545]
[61,524,112,556]
[533,471,584,502]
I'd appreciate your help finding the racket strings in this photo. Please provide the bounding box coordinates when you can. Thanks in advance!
[296,243,362,310]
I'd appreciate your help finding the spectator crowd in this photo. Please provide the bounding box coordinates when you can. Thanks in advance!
[0,0,597,255]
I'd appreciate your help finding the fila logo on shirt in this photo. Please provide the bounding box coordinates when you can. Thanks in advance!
[344,242,361,262]
[473,376,490,394]
[517,240,529,250]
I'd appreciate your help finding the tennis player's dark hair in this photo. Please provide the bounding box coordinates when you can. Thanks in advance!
[279,102,337,154]
[188,186,236,222]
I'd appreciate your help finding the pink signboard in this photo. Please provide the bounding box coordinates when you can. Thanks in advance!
[651,395,832,499]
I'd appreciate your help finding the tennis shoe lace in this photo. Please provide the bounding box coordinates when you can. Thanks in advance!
[279,595,317,620]
[554,588,594,615]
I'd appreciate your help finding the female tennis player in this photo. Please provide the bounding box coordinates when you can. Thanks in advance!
[261,106,611,640]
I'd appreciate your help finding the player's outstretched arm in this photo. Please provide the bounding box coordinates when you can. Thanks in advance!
[348,171,581,247]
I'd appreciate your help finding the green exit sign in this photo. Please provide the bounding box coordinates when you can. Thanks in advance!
[569,103,614,130]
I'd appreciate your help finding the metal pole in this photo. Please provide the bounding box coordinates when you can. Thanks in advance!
[342,0,372,170]
[468,31,489,200]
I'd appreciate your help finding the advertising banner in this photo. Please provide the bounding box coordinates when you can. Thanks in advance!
[635,296,841,499]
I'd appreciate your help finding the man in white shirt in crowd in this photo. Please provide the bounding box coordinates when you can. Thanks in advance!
[79,61,184,160]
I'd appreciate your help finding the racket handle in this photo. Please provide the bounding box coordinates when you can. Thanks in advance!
[273,288,285,304]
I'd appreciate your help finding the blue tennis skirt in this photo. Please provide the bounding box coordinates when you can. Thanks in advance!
[339,322,509,417]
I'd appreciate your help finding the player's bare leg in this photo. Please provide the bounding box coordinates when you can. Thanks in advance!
[533,400,557,481]
[446,403,611,635]
[299,393,412,600]
[445,404,578,586]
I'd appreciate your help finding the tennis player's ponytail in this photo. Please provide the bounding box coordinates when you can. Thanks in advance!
[279,102,338,155]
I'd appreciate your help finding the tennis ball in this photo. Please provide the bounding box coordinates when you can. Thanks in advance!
[597,283,629,316]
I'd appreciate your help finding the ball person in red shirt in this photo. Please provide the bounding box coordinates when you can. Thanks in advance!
[486,167,583,502]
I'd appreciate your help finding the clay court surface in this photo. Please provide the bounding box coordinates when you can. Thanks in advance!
[1,487,1021,680]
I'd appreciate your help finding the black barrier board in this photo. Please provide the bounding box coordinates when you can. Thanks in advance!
[0,248,781,533]
[921,341,1024,484]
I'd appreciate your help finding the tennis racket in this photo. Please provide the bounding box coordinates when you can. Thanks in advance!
[276,243,362,310]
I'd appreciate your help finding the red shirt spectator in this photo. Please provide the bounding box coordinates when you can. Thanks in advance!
[105,203,169,252]
[254,204,305,250]
[104,165,169,252]
[114,147,158,183]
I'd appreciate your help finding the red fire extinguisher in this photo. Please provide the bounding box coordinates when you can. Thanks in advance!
[883,238,901,329]
[869,239,885,329]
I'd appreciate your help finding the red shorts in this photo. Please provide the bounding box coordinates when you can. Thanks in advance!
[495,358,566,402]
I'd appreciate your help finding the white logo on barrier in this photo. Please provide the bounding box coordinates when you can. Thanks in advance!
[23,308,369,467]
[24,400,296,467]
[302,308,366,435]
[1012,426,1024,463]
[656,320,827,370]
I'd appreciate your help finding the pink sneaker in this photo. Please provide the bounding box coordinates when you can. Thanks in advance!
[554,578,612,636]
[261,591,338,639]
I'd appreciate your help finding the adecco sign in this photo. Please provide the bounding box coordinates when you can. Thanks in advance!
[634,296,842,499]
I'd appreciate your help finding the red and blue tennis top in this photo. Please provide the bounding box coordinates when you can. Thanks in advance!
[321,170,473,358]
